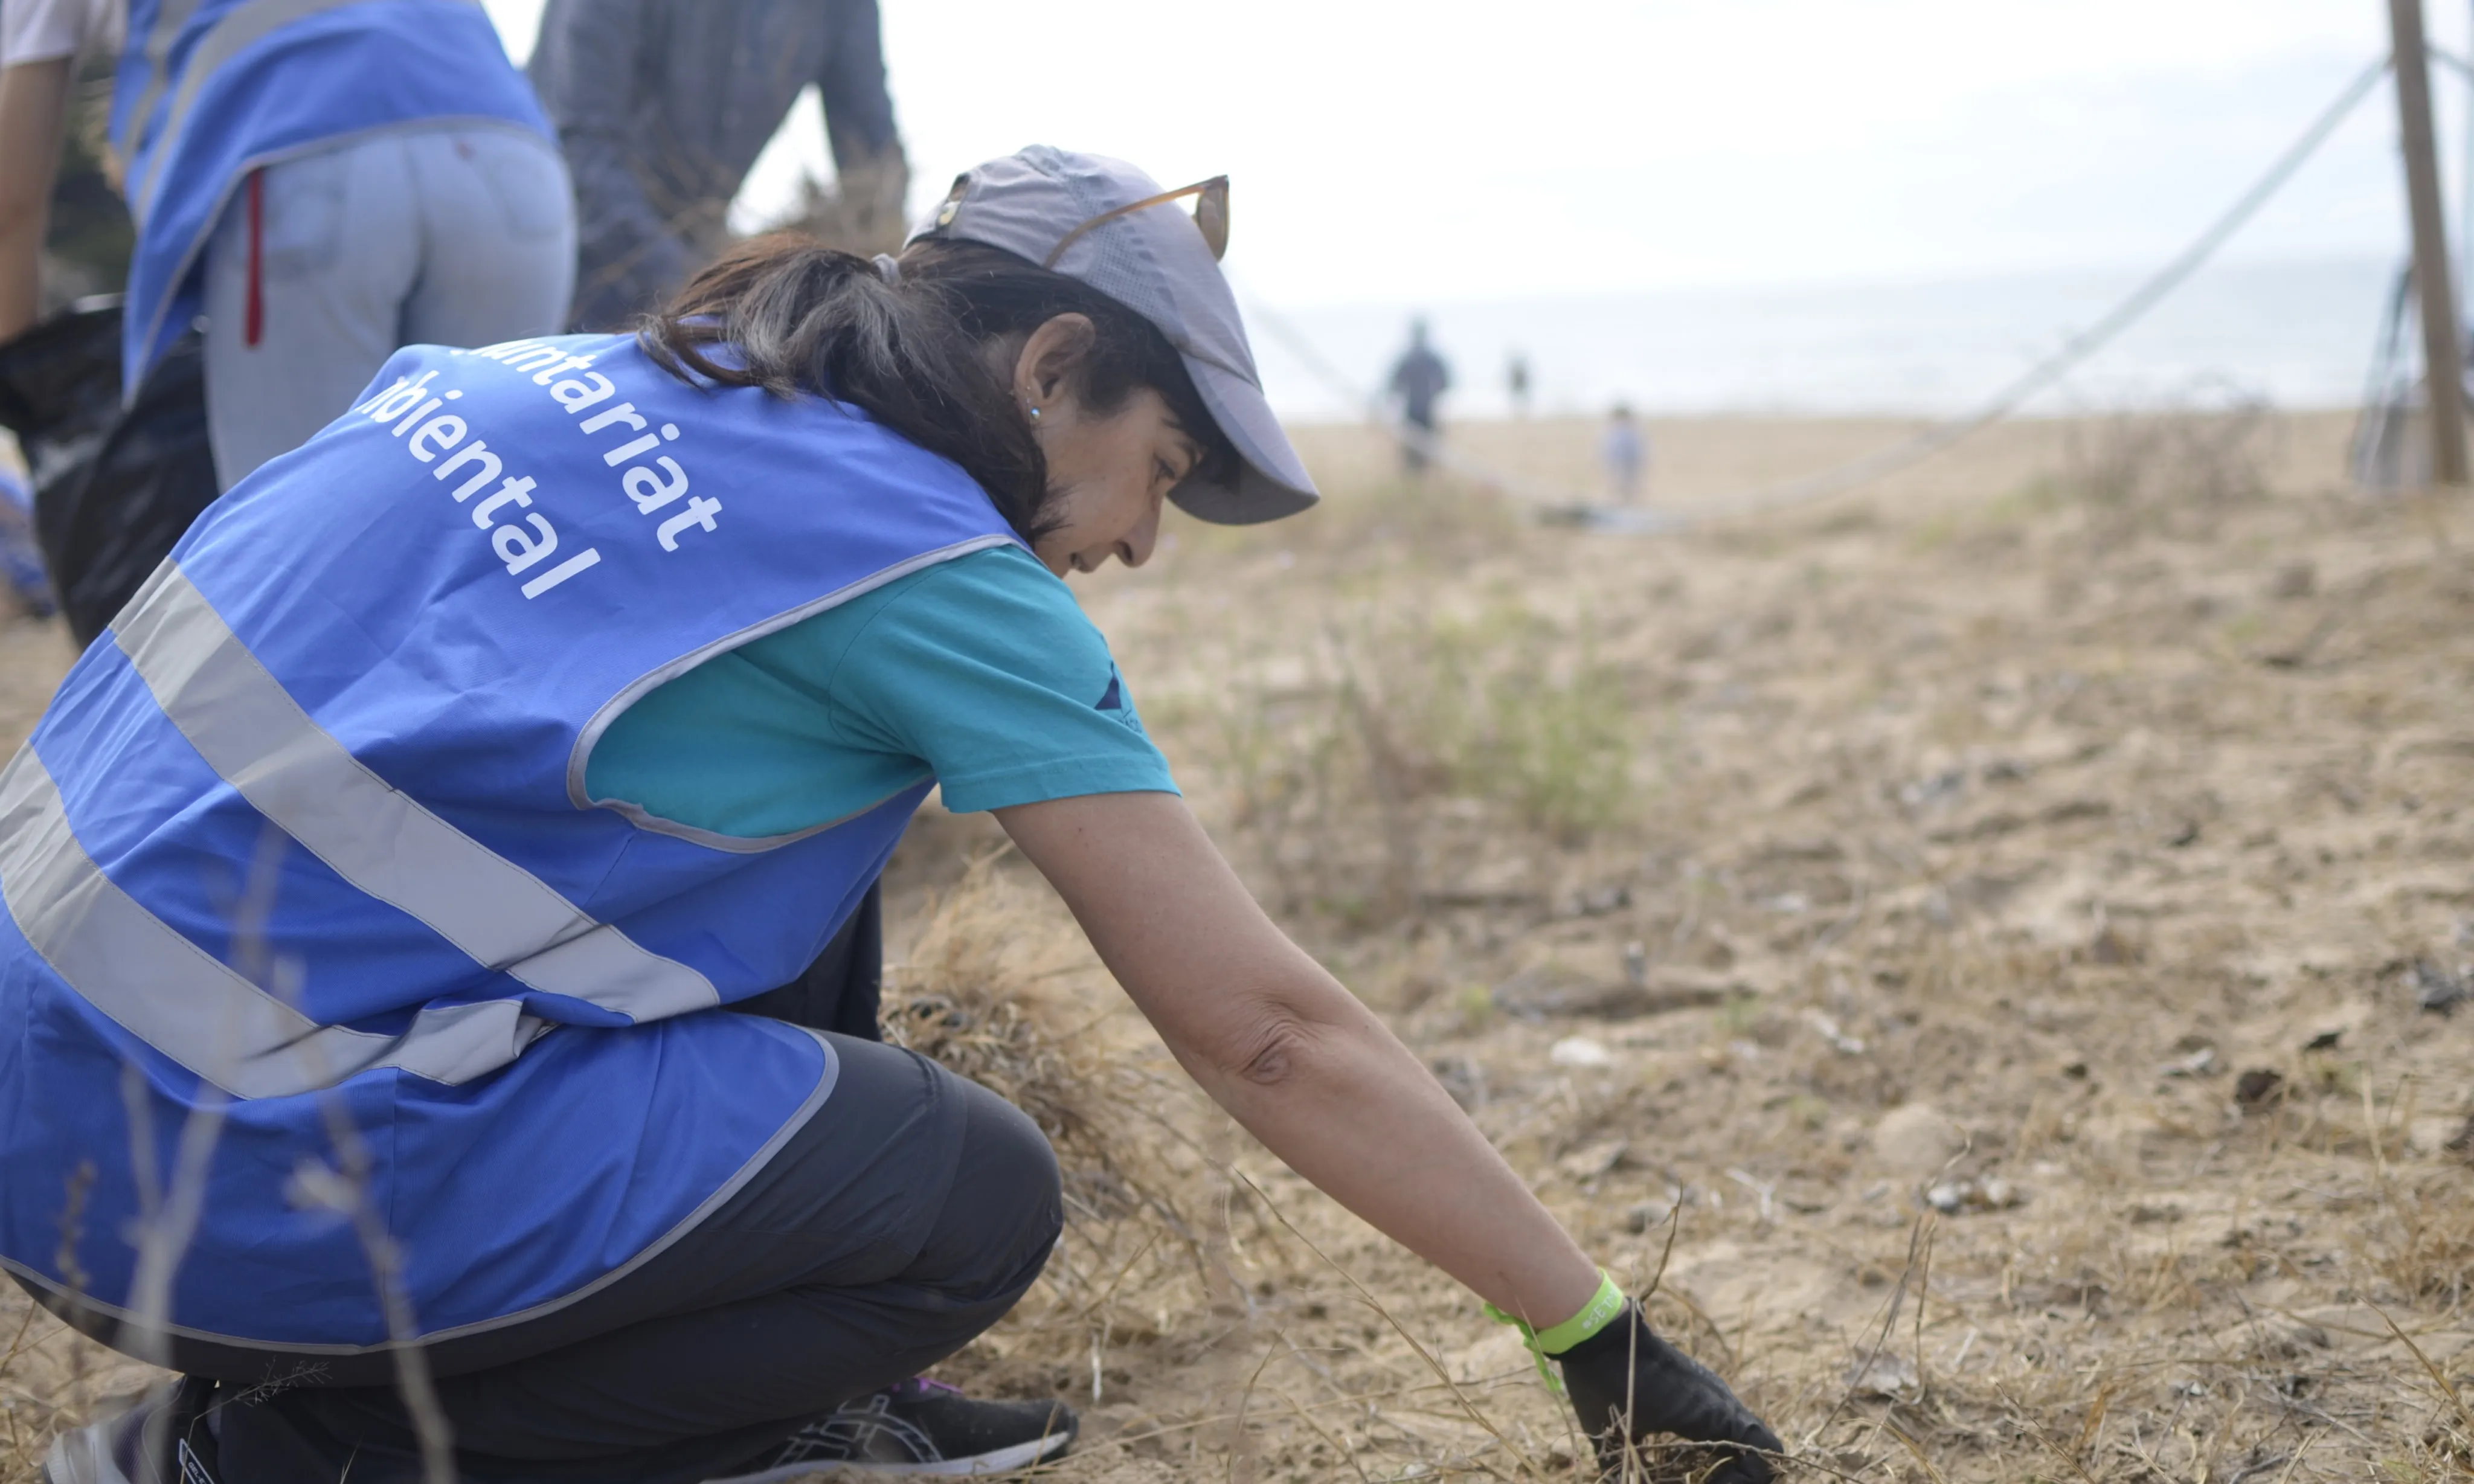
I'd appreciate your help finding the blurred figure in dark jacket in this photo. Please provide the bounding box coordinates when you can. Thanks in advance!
[530,0,908,330]
[1386,317,1451,475]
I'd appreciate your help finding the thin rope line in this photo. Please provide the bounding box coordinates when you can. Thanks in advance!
[1674,53,2390,527]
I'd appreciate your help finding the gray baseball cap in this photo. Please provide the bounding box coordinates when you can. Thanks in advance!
[910,146,1319,525]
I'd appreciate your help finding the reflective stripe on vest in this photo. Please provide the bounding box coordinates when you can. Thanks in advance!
[119,0,204,184]
[130,0,414,222]
[0,747,547,1098]
[114,561,722,1027]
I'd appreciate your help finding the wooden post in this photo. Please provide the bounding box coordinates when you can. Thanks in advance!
[2390,0,2471,486]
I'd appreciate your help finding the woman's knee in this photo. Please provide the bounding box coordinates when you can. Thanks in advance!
[906,1072,1061,1301]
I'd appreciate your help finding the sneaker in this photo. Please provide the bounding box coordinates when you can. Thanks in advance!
[44,1378,219,1484]
[713,1378,1077,1480]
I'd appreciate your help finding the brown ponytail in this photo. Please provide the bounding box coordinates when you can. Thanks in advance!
[640,236,1235,543]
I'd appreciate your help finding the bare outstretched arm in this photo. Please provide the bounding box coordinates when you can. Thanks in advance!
[997,788,1601,1328]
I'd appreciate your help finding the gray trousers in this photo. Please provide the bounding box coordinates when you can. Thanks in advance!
[213,1038,1062,1483]
[201,124,577,490]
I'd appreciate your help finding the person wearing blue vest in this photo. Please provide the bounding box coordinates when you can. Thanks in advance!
[0,0,574,490]
[5,146,1786,1484]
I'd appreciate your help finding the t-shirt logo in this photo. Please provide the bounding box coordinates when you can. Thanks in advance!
[1094,664,1146,734]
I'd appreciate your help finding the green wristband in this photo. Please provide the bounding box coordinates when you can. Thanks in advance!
[1535,1271,1629,1354]
[1485,1271,1628,1394]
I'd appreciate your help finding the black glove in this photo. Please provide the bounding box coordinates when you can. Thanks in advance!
[1553,1301,1781,1482]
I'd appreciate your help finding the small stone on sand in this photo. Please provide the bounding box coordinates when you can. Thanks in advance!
[1873,1103,1967,1175]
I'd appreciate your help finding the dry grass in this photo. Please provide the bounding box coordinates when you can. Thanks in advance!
[7,406,2474,1482]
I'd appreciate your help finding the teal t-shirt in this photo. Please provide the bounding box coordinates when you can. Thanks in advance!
[585,545,1175,838]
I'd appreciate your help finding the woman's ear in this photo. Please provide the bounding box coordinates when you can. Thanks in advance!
[1015,313,1099,408]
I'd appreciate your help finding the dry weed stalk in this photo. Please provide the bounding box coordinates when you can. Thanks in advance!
[19,826,459,1484]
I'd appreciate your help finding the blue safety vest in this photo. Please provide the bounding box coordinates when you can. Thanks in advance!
[112,0,550,391]
[0,333,1024,1348]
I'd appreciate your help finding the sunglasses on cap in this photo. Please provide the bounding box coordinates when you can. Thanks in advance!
[1042,176,1229,269]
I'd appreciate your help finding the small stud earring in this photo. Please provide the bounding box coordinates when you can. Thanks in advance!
[1027,405,1043,423]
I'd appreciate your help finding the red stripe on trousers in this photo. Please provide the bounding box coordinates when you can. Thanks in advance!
[245,170,265,349]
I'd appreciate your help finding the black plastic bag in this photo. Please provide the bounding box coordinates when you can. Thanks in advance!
[0,298,124,490]
[0,301,220,646]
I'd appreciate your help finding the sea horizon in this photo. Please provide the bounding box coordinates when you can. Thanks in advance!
[1245,253,2396,425]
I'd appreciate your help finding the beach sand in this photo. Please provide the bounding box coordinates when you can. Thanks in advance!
[1288,408,2362,512]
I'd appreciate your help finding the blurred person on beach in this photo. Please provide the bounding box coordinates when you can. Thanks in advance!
[1386,315,1450,474]
[1602,402,1648,504]
[10,146,1785,1484]
[0,0,574,490]
[530,0,909,332]
[1506,350,1531,417]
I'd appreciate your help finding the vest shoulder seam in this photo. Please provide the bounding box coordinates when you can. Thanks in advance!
[566,532,1021,849]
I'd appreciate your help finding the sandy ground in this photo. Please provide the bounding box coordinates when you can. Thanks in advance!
[7,406,2474,1483]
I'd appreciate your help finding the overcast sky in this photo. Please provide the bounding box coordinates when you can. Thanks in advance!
[481,1,2450,309]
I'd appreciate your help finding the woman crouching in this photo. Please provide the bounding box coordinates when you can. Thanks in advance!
[4,147,1782,1483]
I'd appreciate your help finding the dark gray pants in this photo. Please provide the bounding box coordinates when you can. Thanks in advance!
[37,891,1064,1483]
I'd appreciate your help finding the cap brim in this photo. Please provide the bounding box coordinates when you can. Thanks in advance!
[1169,355,1320,525]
